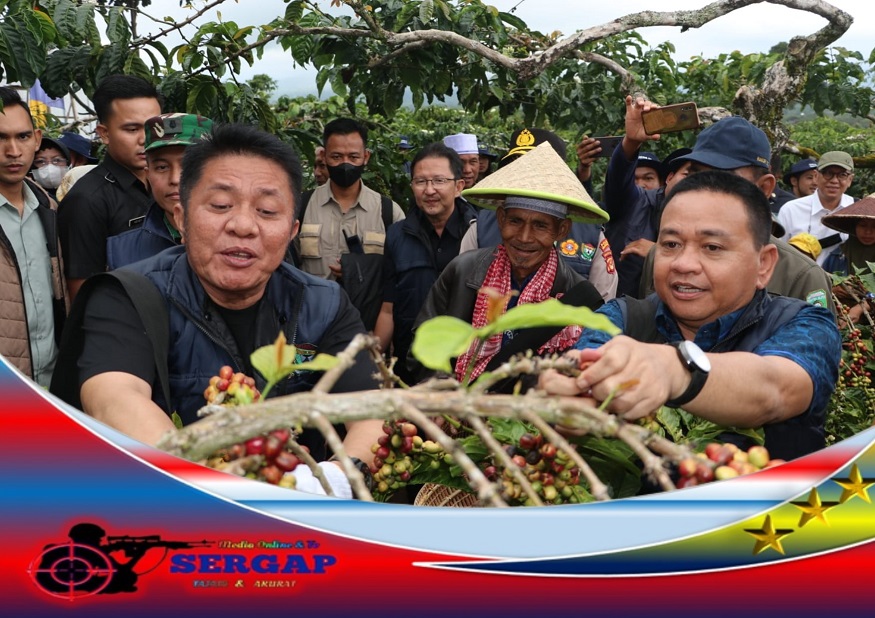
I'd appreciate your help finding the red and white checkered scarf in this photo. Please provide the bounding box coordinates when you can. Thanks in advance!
[453,245,582,383]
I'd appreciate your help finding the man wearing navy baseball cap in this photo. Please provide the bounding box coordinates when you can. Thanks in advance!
[634,152,663,190]
[639,115,835,314]
[782,158,818,199]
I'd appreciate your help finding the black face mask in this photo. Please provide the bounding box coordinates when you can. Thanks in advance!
[327,162,364,188]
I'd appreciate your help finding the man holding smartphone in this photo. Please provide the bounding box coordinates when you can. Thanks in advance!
[601,95,693,298]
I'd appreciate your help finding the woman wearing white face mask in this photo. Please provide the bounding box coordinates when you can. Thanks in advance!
[30,137,71,199]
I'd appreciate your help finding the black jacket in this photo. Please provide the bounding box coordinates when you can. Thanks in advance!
[58,154,154,280]
[384,202,476,382]
[408,247,599,384]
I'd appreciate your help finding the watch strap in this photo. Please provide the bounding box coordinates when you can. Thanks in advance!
[331,455,374,492]
[665,342,709,408]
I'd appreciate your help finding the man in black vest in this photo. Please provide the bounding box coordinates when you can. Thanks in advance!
[540,172,841,461]
[374,142,476,384]
[52,124,382,498]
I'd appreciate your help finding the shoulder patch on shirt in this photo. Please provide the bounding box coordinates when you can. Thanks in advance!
[806,289,828,308]
[598,238,615,274]
[559,239,579,256]
[580,243,596,261]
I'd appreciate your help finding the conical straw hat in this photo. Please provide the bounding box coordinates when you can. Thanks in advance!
[461,141,609,224]
[821,195,875,236]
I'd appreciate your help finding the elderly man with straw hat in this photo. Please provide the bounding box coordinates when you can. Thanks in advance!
[407,141,609,388]
[460,127,618,301]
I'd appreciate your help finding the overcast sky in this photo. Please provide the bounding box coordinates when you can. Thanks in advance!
[140,0,874,96]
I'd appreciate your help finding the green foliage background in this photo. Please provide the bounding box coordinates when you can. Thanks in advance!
[4,1,873,193]
[3,0,875,446]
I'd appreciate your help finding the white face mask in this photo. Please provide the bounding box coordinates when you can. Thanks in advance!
[33,164,69,190]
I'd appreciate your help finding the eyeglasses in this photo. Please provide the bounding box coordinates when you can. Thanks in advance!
[819,169,852,180]
[33,156,68,168]
[411,177,456,188]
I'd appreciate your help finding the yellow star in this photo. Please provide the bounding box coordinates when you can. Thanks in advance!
[791,488,839,527]
[834,464,875,504]
[744,514,794,555]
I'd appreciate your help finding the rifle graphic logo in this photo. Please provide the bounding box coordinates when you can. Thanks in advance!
[28,522,212,599]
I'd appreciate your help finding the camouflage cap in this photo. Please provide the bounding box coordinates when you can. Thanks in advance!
[144,113,213,152]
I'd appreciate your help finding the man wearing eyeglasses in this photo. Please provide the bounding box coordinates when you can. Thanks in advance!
[374,142,477,384]
[777,151,856,268]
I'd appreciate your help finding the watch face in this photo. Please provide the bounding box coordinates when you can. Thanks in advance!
[680,340,711,373]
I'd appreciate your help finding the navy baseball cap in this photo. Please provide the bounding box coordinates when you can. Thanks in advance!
[478,142,497,159]
[676,116,771,170]
[663,147,693,174]
[398,135,413,150]
[636,152,663,177]
[782,158,817,185]
[57,132,97,163]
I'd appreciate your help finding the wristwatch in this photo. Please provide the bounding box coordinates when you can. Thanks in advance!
[331,455,374,492]
[665,340,711,408]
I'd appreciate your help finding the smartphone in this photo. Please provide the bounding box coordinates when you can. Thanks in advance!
[641,102,700,135]
[592,136,624,158]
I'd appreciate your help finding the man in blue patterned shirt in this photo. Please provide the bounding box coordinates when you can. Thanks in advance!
[540,171,841,461]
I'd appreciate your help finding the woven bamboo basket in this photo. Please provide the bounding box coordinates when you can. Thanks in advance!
[414,483,480,507]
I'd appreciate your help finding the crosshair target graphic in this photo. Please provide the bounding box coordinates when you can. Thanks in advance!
[28,542,115,599]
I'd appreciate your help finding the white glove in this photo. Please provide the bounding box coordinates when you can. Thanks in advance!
[287,462,352,499]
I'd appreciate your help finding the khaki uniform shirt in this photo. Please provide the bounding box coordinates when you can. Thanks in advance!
[296,181,405,279]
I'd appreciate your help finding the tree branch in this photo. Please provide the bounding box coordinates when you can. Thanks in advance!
[519,410,613,500]
[517,0,851,80]
[731,1,851,149]
[133,0,231,47]
[367,40,429,70]
[463,412,545,505]
[182,0,853,104]
[573,51,635,92]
